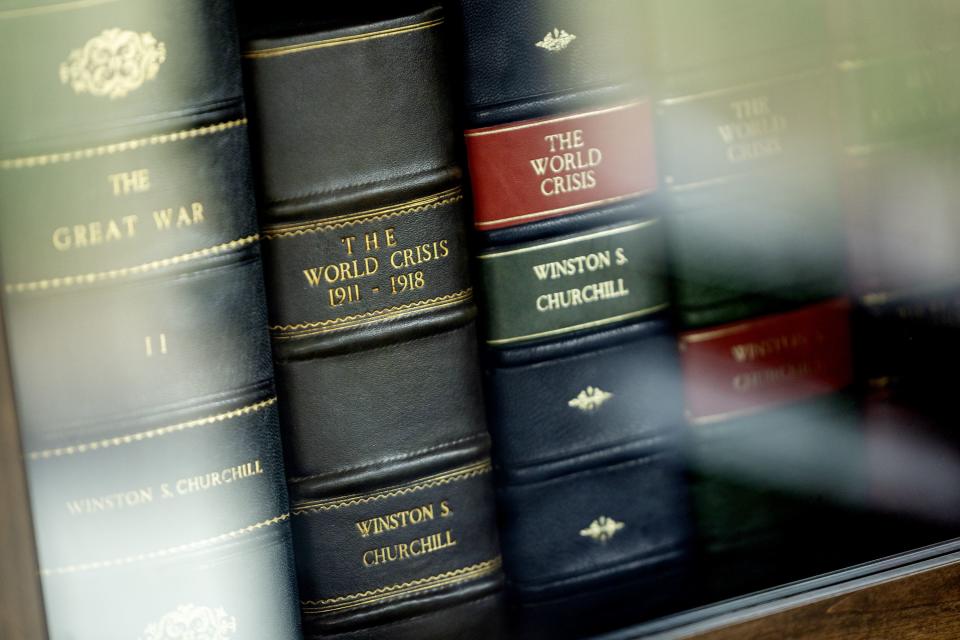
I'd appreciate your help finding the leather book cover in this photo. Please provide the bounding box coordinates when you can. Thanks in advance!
[830,1,960,411]
[647,1,870,598]
[0,1,301,638]
[649,0,846,329]
[456,2,691,633]
[240,5,503,639]
[679,300,867,598]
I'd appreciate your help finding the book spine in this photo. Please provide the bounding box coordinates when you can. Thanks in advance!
[650,0,844,329]
[241,6,503,638]
[0,1,300,638]
[649,0,867,596]
[465,102,658,231]
[679,299,854,426]
[458,0,691,625]
[830,1,960,394]
[679,300,865,596]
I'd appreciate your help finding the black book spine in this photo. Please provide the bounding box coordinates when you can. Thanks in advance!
[241,5,503,639]
[457,1,691,634]
[0,1,301,638]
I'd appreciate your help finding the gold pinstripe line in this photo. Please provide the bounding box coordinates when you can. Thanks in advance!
[262,188,462,239]
[473,190,655,228]
[465,101,645,137]
[300,558,501,614]
[292,460,491,515]
[678,298,848,345]
[244,18,444,59]
[272,290,473,339]
[478,220,657,259]
[486,304,669,346]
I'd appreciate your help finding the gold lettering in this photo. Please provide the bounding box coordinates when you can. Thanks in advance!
[122,214,138,237]
[303,268,324,287]
[52,227,71,251]
[355,503,436,538]
[66,487,154,516]
[174,459,264,496]
[534,129,601,197]
[108,169,150,196]
[732,362,818,392]
[543,129,584,153]
[730,332,823,363]
[717,95,787,164]
[388,239,450,269]
[385,227,397,246]
[302,227,452,305]
[153,202,205,230]
[51,215,140,251]
[144,333,168,357]
[361,528,457,568]
[532,251,613,281]
[535,279,630,313]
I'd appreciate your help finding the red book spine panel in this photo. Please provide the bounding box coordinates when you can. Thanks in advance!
[464,101,657,230]
[679,298,853,424]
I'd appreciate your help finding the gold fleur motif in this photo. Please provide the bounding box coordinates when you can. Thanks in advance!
[568,386,614,412]
[579,516,625,543]
[536,27,577,52]
[139,604,236,640]
[60,28,166,99]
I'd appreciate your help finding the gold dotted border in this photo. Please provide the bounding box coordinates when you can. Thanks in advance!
[28,397,277,460]
[40,513,290,576]
[292,460,491,515]
[271,289,473,338]
[0,119,247,170]
[4,234,259,294]
[300,557,501,614]
[262,189,462,239]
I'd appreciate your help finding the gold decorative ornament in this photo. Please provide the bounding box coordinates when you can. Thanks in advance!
[140,605,236,640]
[60,28,166,99]
[568,386,613,412]
[536,28,577,52]
[579,516,625,543]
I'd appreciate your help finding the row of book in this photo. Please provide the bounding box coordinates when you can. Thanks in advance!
[1,0,959,638]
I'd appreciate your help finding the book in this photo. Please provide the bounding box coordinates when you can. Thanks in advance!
[831,0,960,396]
[240,5,504,638]
[0,1,301,638]
[650,0,843,328]
[457,0,691,632]
[648,0,868,595]
[830,0,960,520]
[677,300,866,595]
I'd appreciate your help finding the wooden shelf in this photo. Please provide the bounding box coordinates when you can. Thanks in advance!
[0,307,47,640]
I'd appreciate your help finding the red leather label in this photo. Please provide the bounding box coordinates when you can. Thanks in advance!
[464,101,657,230]
[679,299,853,424]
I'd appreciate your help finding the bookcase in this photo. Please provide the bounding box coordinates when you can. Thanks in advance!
[3,1,960,638]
